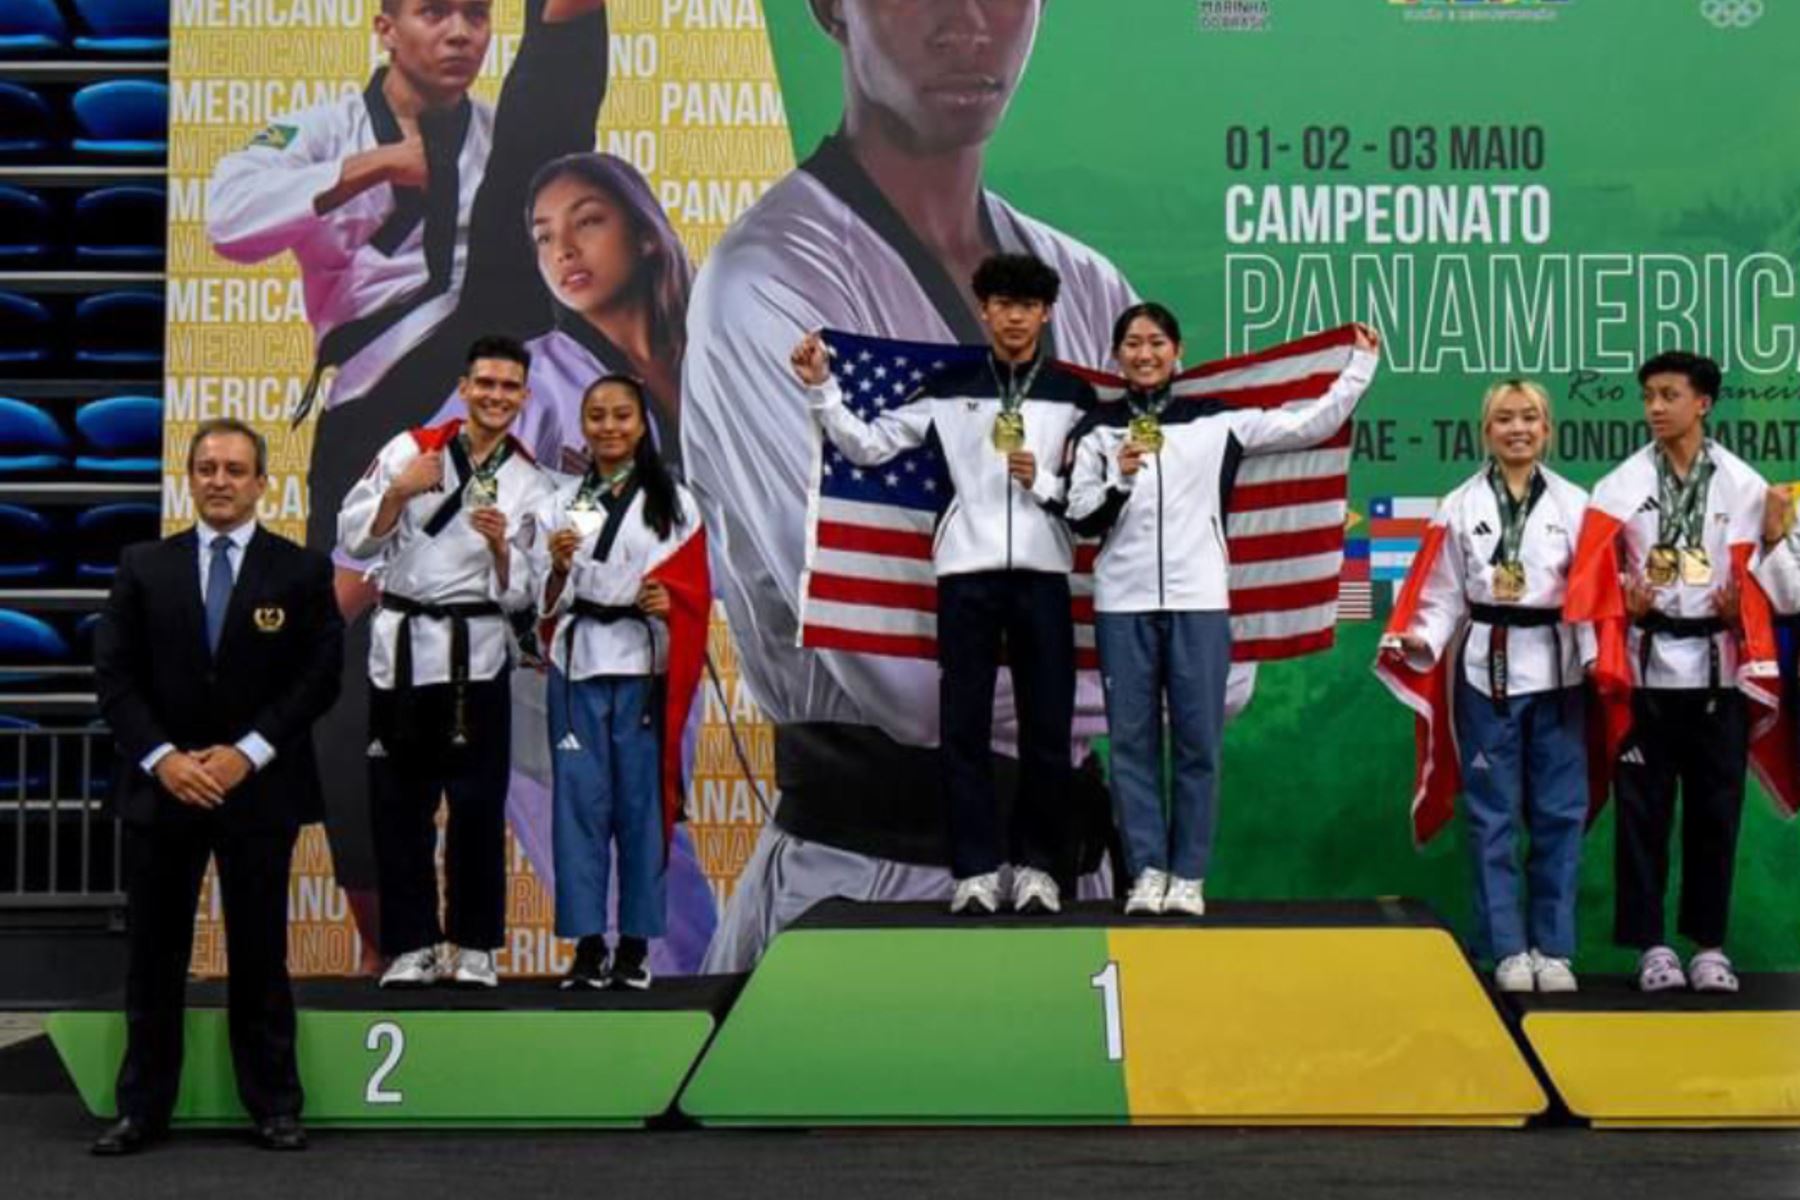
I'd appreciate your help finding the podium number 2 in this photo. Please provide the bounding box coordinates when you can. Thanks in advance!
[365,1021,405,1105]
[1089,961,1124,1062]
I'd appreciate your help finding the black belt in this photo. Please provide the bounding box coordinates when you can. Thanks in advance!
[1634,612,1726,693]
[1469,604,1564,713]
[380,593,504,743]
[559,598,658,718]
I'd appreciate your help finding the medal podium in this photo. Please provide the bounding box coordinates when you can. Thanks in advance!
[46,977,740,1128]
[1510,976,1800,1128]
[678,899,1547,1127]
[45,900,1800,1128]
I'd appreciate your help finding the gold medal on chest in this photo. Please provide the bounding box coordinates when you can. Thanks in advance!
[1679,547,1713,587]
[991,410,1026,454]
[1645,544,1680,588]
[1128,413,1164,454]
[1492,562,1527,602]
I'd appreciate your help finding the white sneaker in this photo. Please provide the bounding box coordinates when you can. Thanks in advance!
[1494,952,1535,993]
[378,947,439,989]
[1530,949,1578,994]
[1124,868,1169,916]
[950,872,1002,915]
[1162,877,1206,917]
[1011,867,1061,914]
[445,947,499,989]
[1015,867,1051,913]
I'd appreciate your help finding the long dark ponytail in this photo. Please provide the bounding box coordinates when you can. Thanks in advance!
[584,373,684,539]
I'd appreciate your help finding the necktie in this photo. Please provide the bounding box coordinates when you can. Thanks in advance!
[205,535,234,654]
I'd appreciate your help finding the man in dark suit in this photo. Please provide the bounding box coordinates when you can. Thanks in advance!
[91,418,344,1155]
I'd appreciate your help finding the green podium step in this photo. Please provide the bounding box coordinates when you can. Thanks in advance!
[46,976,741,1128]
[1514,975,1800,1128]
[679,900,1546,1127]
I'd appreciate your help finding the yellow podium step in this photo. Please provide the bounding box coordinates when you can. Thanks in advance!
[1516,976,1800,1128]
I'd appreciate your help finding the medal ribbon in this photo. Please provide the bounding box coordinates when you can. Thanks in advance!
[460,430,512,494]
[574,460,634,509]
[1485,460,1545,567]
[1128,384,1173,422]
[989,352,1046,416]
[1655,444,1715,550]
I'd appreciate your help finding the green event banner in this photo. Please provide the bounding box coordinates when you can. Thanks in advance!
[763,0,1800,969]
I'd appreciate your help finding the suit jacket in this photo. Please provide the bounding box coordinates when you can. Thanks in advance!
[94,525,344,831]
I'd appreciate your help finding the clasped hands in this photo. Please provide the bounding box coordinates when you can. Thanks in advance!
[153,745,253,810]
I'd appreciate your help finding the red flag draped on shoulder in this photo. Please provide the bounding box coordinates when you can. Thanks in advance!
[644,526,711,849]
[1734,543,1800,817]
[1371,519,1460,845]
[1563,493,1798,819]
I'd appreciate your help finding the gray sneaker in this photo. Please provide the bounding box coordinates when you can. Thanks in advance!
[445,948,499,989]
[1162,877,1206,918]
[378,946,440,989]
[950,872,1003,915]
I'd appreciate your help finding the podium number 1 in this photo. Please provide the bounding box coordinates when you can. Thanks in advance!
[365,1021,406,1105]
[1089,961,1124,1062]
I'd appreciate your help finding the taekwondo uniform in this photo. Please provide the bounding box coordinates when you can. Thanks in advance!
[207,71,493,415]
[337,419,552,962]
[530,473,705,953]
[1565,440,1782,967]
[1068,347,1376,902]
[1377,462,1594,968]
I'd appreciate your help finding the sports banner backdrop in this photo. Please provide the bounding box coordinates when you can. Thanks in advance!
[165,0,1800,976]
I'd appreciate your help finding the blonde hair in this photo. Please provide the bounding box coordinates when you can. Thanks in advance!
[1479,378,1552,452]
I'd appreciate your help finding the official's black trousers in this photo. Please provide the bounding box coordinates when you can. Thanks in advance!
[938,570,1076,887]
[369,675,512,954]
[115,818,301,1126]
[1614,688,1749,951]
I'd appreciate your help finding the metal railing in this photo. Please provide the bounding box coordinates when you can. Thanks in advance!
[0,725,122,908]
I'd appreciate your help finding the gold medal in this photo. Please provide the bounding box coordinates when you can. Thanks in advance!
[1492,561,1527,602]
[1645,544,1680,587]
[992,409,1026,454]
[1128,413,1164,454]
[1679,546,1713,586]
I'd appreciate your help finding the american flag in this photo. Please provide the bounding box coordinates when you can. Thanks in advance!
[798,326,1371,667]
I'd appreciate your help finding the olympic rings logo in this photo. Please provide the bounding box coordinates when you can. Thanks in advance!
[1700,0,1763,28]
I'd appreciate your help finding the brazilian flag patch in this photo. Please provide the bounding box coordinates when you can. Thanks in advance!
[249,123,299,150]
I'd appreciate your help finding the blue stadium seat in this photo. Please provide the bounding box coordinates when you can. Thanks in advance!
[74,291,163,367]
[0,505,55,583]
[75,503,159,582]
[0,0,67,55]
[0,187,53,264]
[74,185,164,264]
[0,83,55,158]
[0,295,53,368]
[0,398,70,474]
[71,80,167,158]
[75,395,161,475]
[0,610,73,685]
[73,612,102,657]
[71,0,170,55]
